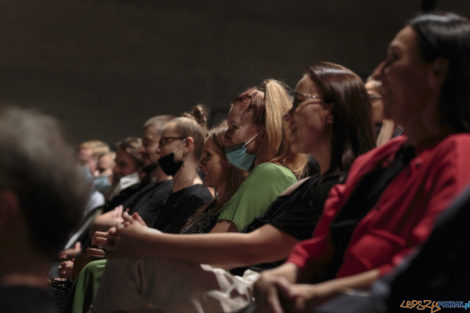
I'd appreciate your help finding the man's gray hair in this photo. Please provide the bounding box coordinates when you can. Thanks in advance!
[0,106,88,257]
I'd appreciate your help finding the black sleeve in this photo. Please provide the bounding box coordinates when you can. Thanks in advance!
[268,174,342,241]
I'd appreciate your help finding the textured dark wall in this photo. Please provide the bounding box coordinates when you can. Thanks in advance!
[1,0,469,147]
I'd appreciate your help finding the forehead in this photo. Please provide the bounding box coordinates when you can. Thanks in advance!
[295,74,320,95]
[203,138,219,152]
[143,125,159,139]
[389,26,421,60]
[161,121,179,135]
[228,102,254,126]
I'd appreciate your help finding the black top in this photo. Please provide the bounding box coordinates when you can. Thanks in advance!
[243,170,345,239]
[152,184,213,234]
[131,180,174,227]
[0,286,55,313]
[231,170,344,274]
[103,175,154,213]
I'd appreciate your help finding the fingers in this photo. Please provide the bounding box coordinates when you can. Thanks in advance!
[276,278,297,299]
[122,211,134,223]
[84,247,106,258]
[132,212,147,227]
[92,231,108,246]
[111,205,123,218]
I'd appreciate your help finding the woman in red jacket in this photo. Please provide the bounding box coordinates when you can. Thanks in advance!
[253,12,470,313]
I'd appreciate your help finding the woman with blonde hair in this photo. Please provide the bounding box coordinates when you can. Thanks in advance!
[215,79,306,232]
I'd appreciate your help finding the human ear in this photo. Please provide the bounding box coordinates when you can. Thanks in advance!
[183,137,194,154]
[429,58,449,88]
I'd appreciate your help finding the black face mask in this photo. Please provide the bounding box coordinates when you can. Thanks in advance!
[158,152,183,176]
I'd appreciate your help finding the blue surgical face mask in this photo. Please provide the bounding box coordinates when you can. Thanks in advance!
[224,133,259,171]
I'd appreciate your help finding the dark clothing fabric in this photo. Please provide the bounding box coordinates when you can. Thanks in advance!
[103,175,154,214]
[131,180,173,226]
[0,286,56,313]
[231,170,344,274]
[326,145,415,281]
[180,201,219,234]
[243,170,344,240]
[152,184,213,234]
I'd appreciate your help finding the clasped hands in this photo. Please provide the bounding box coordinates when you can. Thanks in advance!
[92,210,150,258]
[254,275,336,313]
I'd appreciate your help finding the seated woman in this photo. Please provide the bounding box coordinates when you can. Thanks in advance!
[180,124,245,234]
[89,62,375,313]
[211,79,306,233]
[252,12,470,313]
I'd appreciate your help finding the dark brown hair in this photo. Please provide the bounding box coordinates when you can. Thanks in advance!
[307,62,375,170]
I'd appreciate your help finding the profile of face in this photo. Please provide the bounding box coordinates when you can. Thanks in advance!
[113,148,138,179]
[224,101,260,154]
[284,74,333,154]
[97,153,115,177]
[139,125,161,168]
[365,80,385,125]
[199,139,226,188]
[373,26,433,126]
[78,147,97,174]
[156,121,188,161]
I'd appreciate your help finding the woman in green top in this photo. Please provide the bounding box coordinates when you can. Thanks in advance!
[213,79,307,232]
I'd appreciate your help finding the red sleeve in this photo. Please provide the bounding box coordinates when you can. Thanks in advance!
[378,135,470,276]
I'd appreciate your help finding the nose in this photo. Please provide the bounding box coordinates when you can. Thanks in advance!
[371,61,386,82]
[223,131,232,145]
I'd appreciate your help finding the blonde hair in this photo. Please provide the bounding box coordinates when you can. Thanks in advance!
[79,140,110,159]
[233,79,307,177]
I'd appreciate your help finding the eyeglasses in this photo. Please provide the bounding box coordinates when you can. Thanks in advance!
[158,136,186,147]
[288,92,325,116]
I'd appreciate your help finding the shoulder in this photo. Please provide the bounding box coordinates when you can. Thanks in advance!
[431,133,470,154]
[181,184,213,201]
[250,162,297,181]
[280,177,311,196]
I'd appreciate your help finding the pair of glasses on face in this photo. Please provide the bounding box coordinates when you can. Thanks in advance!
[158,136,186,147]
[288,92,325,116]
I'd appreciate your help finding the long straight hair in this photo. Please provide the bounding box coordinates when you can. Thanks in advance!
[409,12,470,133]
[307,62,375,170]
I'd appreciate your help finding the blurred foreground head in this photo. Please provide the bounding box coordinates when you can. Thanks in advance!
[0,106,88,262]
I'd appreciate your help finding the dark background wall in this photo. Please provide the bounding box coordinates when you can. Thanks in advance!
[1,0,469,147]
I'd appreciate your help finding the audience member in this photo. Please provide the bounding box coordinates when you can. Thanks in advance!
[0,107,88,313]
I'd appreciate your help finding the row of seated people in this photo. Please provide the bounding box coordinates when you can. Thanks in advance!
[45,10,470,313]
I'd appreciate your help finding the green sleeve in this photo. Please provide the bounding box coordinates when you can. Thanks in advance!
[218,162,297,231]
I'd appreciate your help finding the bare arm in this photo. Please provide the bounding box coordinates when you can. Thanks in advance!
[103,215,299,268]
